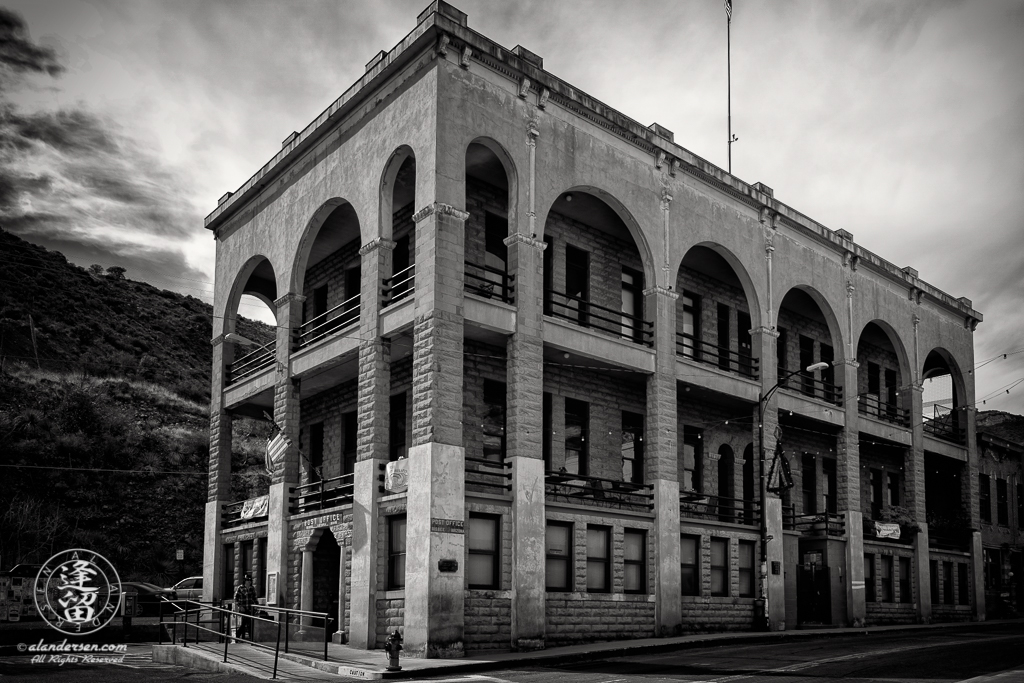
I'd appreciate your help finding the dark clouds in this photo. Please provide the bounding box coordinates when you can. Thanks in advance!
[0,6,62,86]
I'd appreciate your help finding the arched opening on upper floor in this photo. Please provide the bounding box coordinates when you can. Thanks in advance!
[922,347,968,445]
[777,287,844,406]
[675,244,761,380]
[379,147,416,305]
[541,188,654,347]
[224,256,278,387]
[464,139,516,303]
[292,199,362,348]
[856,321,912,427]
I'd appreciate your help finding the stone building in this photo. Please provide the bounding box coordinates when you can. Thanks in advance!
[202,1,986,656]
[976,430,1024,617]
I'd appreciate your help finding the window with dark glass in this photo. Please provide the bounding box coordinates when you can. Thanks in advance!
[821,343,835,397]
[880,555,893,602]
[391,234,411,301]
[484,212,508,278]
[943,561,954,605]
[241,540,254,582]
[681,535,699,596]
[623,529,646,594]
[309,421,324,482]
[997,478,1009,526]
[884,368,897,417]
[868,361,881,399]
[222,543,233,597]
[312,284,328,320]
[888,471,900,507]
[546,522,572,591]
[468,514,500,589]
[388,515,407,590]
[621,411,644,484]
[543,235,554,315]
[957,564,969,606]
[738,541,755,597]
[257,538,267,598]
[930,560,939,604]
[802,454,817,515]
[621,267,643,342]
[717,303,731,370]
[870,468,883,519]
[342,410,357,476]
[565,245,589,325]
[681,427,703,492]
[864,554,876,602]
[482,379,506,463]
[899,556,912,604]
[980,474,991,523]
[681,293,700,360]
[586,526,611,593]
[742,445,756,524]
[542,392,552,471]
[389,392,407,461]
[565,398,589,476]
[823,458,837,514]
[799,335,815,396]
[738,310,752,376]
[710,538,729,597]
[776,328,788,379]
[718,447,734,522]
[343,265,361,323]
[984,548,1001,590]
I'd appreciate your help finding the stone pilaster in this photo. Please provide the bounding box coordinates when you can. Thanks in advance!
[204,334,233,601]
[505,232,546,650]
[645,285,681,636]
[906,382,931,622]
[835,357,864,625]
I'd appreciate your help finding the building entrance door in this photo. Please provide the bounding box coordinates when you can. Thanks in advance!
[312,529,340,636]
[797,564,831,626]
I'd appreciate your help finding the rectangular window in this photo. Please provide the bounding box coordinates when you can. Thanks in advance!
[865,553,876,602]
[681,535,699,596]
[997,478,1009,526]
[543,235,554,315]
[621,267,643,341]
[309,422,324,482]
[542,392,552,471]
[717,303,731,370]
[980,474,991,523]
[984,548,1002,590]
[943,561,954,605]
[546,522,572,591]
[342,410,357,476]
[880,555,893,602]
[344,265,361,308]
[799,335,815,396]
[681,426,703,492]
[738,541,755,598]
[312,284,328,320]
[776,328,788,379]
[870,469,883,519]
[623,529,647,594]
[621,411,644,484]
[564,398,589,476]
[484,212,508,275]
[586,526,611,593]
[222,543,234,597]
[884,368,898,417]
[930,560,939,604]
[482,379,506,462]
[868,362,881,397]
[888,471,901,507]
[801,454,817,515]
[681,293,701,360]
[823,458,837,514]
[565,245,590,325]
[710,537,729,597]
[468,514,500,589]
[899,556,912,604]
[391,234,411,301]
[241,540,254,583]
[821,343,835,398]
[958,564,970,606]
[257,538,267,598]
[389,392,407,461]
[737,310,752,376]
[388,515,407,590]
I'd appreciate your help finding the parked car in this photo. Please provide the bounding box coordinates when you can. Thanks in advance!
[170,576,203,601]
[120,582,175,617]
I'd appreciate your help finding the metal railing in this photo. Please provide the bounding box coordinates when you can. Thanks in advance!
[382,264,415,306]
[259,604,332,662]
[544,471,653,511]
[923,416,967,446]
[291,473,354,515]
[465,456,512,493]
[858,394,911,427]
[226,342,275,385]
[782,508,846,536]
[296,295,359,348]
[221,500,268,529]
[928,529,972,552]
[676,333,759,379]
[679,492,760,526]
[545,289,653,346]
[777,370,843,406]
[465,261,515,303]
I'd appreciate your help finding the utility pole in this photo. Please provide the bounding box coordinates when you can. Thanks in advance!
[726,0,738,173]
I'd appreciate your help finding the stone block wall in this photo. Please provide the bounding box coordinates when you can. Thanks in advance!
[463,498,513,651]
[464,177,508,269]
[929,549,973,622]
[676,399,753,497]
[784,428,839,517]
[978,441,1022,542]
[859,441,908,521]
[299,379,358,484]
[286,511,353,633]
[776,307,833,376]
[463,341,507,462]
[863,540,916,625]
[301,235,361,323]
[679,522,759,632]
[376,499,407,639]
[856,339,902,398]
[675,265,751,357]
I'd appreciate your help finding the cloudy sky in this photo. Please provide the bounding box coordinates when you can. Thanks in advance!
[1,0,1022,414]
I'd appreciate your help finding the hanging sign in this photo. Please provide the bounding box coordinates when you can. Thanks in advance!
[385,459,409,493]
[874,522,901,539]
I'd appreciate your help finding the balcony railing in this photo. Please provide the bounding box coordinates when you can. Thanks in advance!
[464,261,515,303]
[545,290,653,346]
[783,507,846,537]
[922,416,967,446]
[680,492,760,527]
[296,295,359,348]
[928,528,971,553]
[545,471,653,511]
[676,333,759,379]
[382,264,415,307]
[225,342,275,385]
[221,496,269,529]
[777,369,843,406]
[858,394,911,427]
[465,456,512,493]
[290,473,354,515]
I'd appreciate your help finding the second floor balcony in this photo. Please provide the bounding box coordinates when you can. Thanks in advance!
[923,415,967,446]
[783,507,846,537]
[676,333,759,380]
[226,342,275,386]
[290,473,354,515]
[296,294,359,349]
[778,369,843,406]
[858,394,911,428]
[545,289,653,347]
[680,491,760,527]
[545,470,653,512]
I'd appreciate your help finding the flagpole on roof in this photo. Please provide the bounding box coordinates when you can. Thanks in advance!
[726,0,737,173]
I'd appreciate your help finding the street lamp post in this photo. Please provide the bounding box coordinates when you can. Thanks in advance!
[757,360,831,630]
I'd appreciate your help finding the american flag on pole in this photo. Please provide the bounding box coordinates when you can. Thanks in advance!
[265,432,291,474]
[725,0,732,21]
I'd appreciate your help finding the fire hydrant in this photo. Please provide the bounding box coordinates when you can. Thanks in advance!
[383,630,403,671]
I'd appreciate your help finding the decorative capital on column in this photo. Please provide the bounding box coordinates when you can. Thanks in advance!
[274,292,306,308]
[518,75,531,99]
[759,206,778,227]
[359,237,396,256]
[835,357,860,369]
[750,325,780,339]
[655,150,666,170]
[436,33,449,56]
[670,158,680,177]
[660,188,673,211]
[460,44,472,68]
[412,202,470,223]
[912,314,921,327]
[504,232,546,250]
[526,119,539,144]
[538,87,550,109]
[642,285,679,300]
[909,382,924,394]
[846,280,855,298]
[843,251,860,271]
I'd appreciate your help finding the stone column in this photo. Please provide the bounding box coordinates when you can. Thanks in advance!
[299,548,314,629]
[835,358,865,626]
[646,286,680,636]
[204,335,234,601]
[349,238,393,649]
[906,381,932,622]
[267,293,303,617]
[505,232,546,651]
[404,202,468,658]
[964,405,984,620]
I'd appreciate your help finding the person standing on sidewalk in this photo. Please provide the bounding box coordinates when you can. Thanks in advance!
[233,573,258,642]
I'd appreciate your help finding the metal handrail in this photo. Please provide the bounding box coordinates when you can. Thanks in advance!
[226,342,275,384]
[382,264,415,306]
[922,416,967,446]
[258,604,331,662]
[777,370,843,406]
[465,261,515,303]
[544,470,653,510]
[545,289,653,346]
[679,491,761,526]
[782,508,846,536]
[291,473,354,515]
[858,394,911,427]
[465,456,512,492]
[297,294,359,348]
[676,332,759,379]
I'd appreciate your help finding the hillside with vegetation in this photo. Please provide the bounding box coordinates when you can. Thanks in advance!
[0,228,273,584]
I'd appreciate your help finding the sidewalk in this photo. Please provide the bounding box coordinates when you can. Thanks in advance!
[152,618,1024,680]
